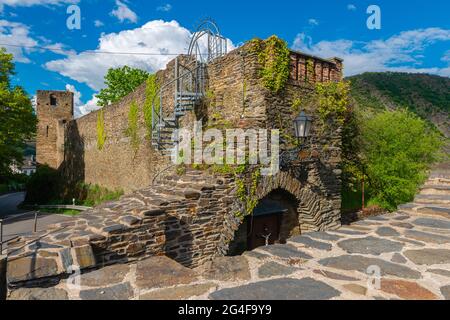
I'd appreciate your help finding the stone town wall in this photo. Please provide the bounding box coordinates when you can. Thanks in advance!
[22,41,344,287]
[63,84,163,193]
[7,166,340,287]
[62,64,180,193]
[59,43,342,197]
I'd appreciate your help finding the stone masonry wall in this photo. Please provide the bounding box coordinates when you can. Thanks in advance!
[63,84,167,193]
[264,50,343,232]
[23,41,344,287]
[61,61,184,193]
[36,90,74,169]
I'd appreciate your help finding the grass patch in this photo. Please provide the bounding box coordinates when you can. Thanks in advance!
[76,183,124,207]
[39,208,81,216]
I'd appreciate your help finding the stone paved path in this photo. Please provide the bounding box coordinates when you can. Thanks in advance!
[8,164,450,300]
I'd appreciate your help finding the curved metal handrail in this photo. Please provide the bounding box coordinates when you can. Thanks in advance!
[151,59,203,129]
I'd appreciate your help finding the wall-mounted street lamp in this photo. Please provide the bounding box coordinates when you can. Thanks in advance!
[280,111,314,169]
[293,111,313,144]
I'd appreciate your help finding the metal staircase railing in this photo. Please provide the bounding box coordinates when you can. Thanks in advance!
[151,57,206,155]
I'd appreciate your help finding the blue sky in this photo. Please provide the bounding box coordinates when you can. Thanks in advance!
[0,0,449,116]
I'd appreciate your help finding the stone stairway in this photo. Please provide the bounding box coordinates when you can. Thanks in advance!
[398,162,450,219]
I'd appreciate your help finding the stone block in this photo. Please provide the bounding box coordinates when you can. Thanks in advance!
[135,256,198,290]
[71,245,96,269]
[7,256,59,283]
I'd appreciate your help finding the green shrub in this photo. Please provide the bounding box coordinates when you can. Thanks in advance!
[25,165,60,204]
[361,109,444,210]
[315,81,350,125]
[341,185,374,212]
[74,183,124,207]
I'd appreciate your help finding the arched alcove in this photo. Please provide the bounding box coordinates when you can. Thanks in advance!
[228,188,300,255]
[224,171,341,256]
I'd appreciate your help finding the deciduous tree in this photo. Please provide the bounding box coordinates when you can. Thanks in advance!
[96,66,150,107]
[0,48,36,180]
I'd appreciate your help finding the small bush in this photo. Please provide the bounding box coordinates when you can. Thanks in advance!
[361,109,444,210]
[74,183,123,207]
[25,165,60,204]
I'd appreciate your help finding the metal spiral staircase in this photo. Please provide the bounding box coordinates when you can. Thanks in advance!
[151,20,228,156]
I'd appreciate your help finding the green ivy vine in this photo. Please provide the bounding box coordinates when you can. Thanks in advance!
[306,59,315,83]
[235,169,261,219]
[143,74,160,139]
[209,162,262,220]
[315,81,350,125]
[249,35,290,93]
[96,109,106,151]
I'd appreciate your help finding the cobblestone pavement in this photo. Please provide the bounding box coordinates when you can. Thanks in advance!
[8,164,450,300]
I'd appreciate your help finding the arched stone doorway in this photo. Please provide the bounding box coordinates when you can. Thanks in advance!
[228,188,300,255]
[222,171,341,257]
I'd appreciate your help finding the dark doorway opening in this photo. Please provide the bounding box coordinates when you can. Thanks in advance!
[228,189,300,256]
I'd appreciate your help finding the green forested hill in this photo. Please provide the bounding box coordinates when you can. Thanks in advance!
[347,72,450,136]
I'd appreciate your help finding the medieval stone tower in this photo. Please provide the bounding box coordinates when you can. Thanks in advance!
[36,90,74,169]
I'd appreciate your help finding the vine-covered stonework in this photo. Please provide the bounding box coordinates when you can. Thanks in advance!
[96,109,106,151]
[26,40,345,288]
[249,36,291,93]
[143,74,160,139]
[315,81,350,125]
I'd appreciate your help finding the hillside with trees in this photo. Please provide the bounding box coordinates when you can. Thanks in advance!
[340,72,448,214]
[347,72,450,137]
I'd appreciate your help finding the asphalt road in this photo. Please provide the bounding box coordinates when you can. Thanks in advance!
[0,192,73,253]
[0,192,27,218]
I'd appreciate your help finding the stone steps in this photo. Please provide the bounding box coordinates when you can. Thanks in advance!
[427,178,450,185]
[420,184,450,196]
[414,194,450,205]
[400,205,450,219]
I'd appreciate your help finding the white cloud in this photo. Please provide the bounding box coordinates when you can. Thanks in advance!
[0,20,37,62]
[308,18,319,26]
[347,4,356,11]
[0,19,73,62]
[45,19,235,91]
[94,20,104,27]
[0,0,78,10]
[65,84,100,118]
[441,50,450,62]
[111,0,137,24]
[292,28,450,77]
[157,4,172,12]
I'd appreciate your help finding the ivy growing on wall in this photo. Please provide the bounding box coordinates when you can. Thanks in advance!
[291,98,302,114]
[143,74,160,139]
[315,81,350,125]
[209,162,262,220]
[126,100,140,155]
[96,109,106,151]
[249,35,290,93]
[235,168,262,219]
[306,59,315,83]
